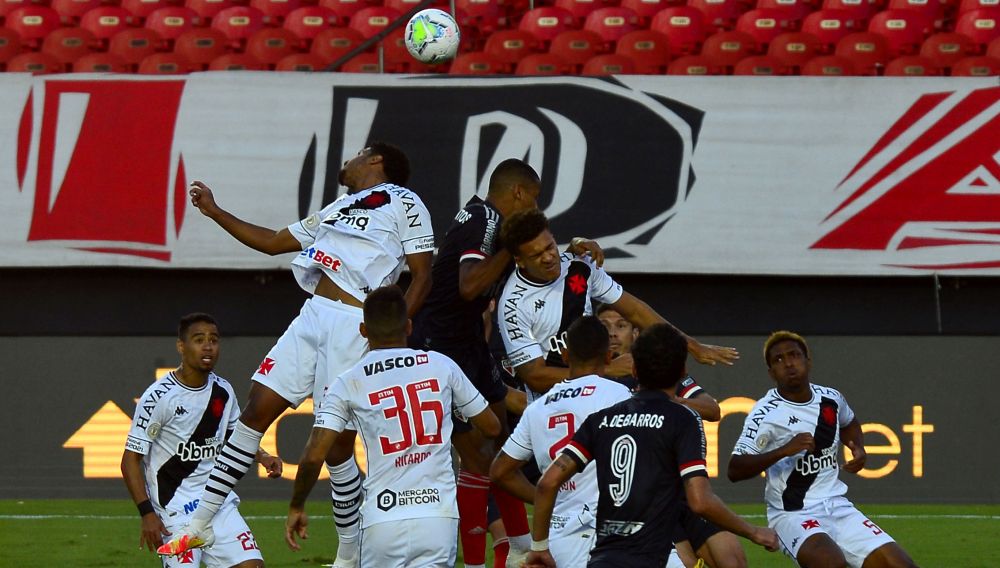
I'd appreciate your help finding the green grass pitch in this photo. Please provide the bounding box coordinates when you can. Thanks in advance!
[0,500,996,567]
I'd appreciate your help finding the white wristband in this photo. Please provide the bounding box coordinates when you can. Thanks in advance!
[530,538,549,552]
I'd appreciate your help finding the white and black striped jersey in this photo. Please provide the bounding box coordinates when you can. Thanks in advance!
[732,384,855,512]
[125,372,241,514]
[501,375,632,537]
[288,183,435,302]
[562,390,708,566]
[498,254,623,399]
[315,348,489,528]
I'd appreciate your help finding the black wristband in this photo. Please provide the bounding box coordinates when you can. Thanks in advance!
[137,499,155,517]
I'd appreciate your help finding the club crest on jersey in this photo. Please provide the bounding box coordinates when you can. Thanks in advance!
[257,357,275,376]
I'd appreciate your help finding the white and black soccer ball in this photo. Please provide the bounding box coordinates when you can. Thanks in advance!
[404,8,461,65]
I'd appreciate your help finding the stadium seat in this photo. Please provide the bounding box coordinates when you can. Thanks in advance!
[0,28,21,71]
[518,7,576,47]
[555,0,604,25]
[80,7,134,44]
[207,51,265,69]
[701,29,758,71]
[319,0,370,25]
[73,51,130,71]
[5,6,62,48]
[339,51,381,72]
[251,0,302,25]
[801,53,857,73]
[212,6,267,48]
[51,0,102,25]
[621,0,676,27]
[667,53,724,73]
[139,51,195,73]
[650,6,708,54]
[955,9,1000,51]
[383,0,449,15]
[959,0,1000,16]
[377,27,413,73]
[108,27,163,69]
[484,29,542,71]
[821,0,877,24]
[276,51,328,70]
[455,0,506,46]
[0,0,31,22]
[310,26,366,64]
[173,27,228,69]
[284,6,340,48]
[145,7,199,48]
[949,53,1000,73]
[835,31,889,73]
[42,27,98,69]
[347,6,401,39]
[7,51,63,73]
[448,50,506,73]
[884,53,940,73]
[581,52,636,73]
[688,0,747,31]
[802,9,861,52]
[549,29,604,72]
[185,0,235,21]
[121,0,171,24]
[990,35,1000,57]
[583,6,641,49]
[615,29,671,73]
[867,10,929,56]
[734,53,790,73]
[515,52,571,74]
[756,0,812,27]
[920,32,977,71]
[768,31,822,71]
[888,0,947,31]
[245,26,299,67]
[736,8,794,49]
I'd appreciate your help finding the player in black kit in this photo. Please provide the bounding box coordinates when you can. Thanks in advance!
[525,324,778,568]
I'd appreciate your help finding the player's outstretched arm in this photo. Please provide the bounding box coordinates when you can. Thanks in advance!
[489,452,535,504]
[566,237,605,267]
[727,433,814,482]
[683,476,779,552]
[189,181,301,256]
[286,427,339,550]
[514,357,570,395]
[121,450,170,552]
[840,418,867,474]
[403,251,434,317]
[526,454,579,568]
[459,250,513,301]
[674,391,722,422]
[469,406,502,439]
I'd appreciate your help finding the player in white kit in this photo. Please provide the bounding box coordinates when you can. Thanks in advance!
[284,286,501,567]
[122,313,283,567]
[491,316,632,567]
[159,143,434,568]
[728,331,918,568]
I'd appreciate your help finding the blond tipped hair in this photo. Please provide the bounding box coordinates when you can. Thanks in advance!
[763,331,809,367]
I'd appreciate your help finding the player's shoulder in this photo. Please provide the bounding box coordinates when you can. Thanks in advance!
[384,183,426,205]
[138,372,182,404]
[810,382,846,401]
[208,373,237,395]
[745,388,789,420]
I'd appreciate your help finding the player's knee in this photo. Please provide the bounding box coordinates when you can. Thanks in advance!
[798,535,847,568]
[867,543,918,568]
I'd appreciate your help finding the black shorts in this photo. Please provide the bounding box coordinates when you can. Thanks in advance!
[673,503,723,551]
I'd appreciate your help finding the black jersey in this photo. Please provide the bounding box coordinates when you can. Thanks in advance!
[562,389,709,567]
[412,196,506,346]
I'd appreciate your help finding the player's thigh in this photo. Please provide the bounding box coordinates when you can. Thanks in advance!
[550,528,595,568]
[770,509,846,568]
[827,500,899,568]
[452,423,494,474]
[859,543,916,568]
[314,303,367,402]
[250,303,321,410]
[360,517,458,567]
[200,505,263,568]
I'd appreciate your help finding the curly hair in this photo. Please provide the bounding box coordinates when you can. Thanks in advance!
[501,208,549,257]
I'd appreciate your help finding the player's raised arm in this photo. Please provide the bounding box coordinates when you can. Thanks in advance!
[189,181,302,255]
[403,250,434,316]
[514,357,571,395]
[670,377,722,422]
[459,249,513,301]
[565,237,605,266]
[121,450,170,552]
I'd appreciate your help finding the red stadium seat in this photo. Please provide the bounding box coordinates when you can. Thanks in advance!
[145,7,199,47]
[701,29,758,70]
[583,7,641,49]
[949,53,1000,73]
[802,9,861,52]
[212,6,266,48]
[383,0,450,15]
[650,6,708,54]
[867,10,929,56]
[347,6,400,39]
[448,50,505,73]
[377,27,413,73]
[284,7,340,48]
[42,27,98,69]
[185,0,235,21]
[733,53,790,73]
[581,52,636,73]
[246,27,299,67]
[615,29,671,73]
[319,0,369,24]
[121,0,171,23]
[0,0,32,21]
[484,29,542,71]
[835,30,889,73]
[884,53,940,73]
[989,35,1000,57]
[51,0,102,25]
[821,0,877,24]
[920,32,976,71]
[736,8,794,49]
[756,0,812,26]
[667,53,724,73]
[801,52,857,73]
[955,9,1000,51]
[207,51,265,69]
[518,7,575,47]
[455,0,505,45]
[139,51,195,73]
[0,28,21,70]
[251,0,302,25]
[515,52,571,74]
[73,51,130,71]
[276,51,328,70]
[310,26,366,64]
[555,0,604,25]
[888,0,947,31]
[622,0,677,27]
[7,51,63,73]
[5,6,61,48]
[959,0,1000,15]
[549,29,603,71]
[688,0,747,31]
[174,27,228,69]
[339,51,381,72]
[109,28,163,68]
[80,7,134,43]
[768,31,822,70]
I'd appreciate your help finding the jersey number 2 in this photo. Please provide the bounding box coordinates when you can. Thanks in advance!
[547,413,576,459]
[368,380,444,455]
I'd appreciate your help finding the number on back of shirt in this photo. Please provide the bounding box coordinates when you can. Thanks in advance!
[367,379,444,455]
[547,413,576,460]
[609,435,637,507]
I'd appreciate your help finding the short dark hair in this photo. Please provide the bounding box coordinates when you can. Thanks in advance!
[178,313,218,340]
[566,316,610,365]
[763,330,809,367]
[363,285,408,342]
[488,159,540,197]
[595,303,622,318]
[632,324,687,390]
[501,208,549,257]
[369,141,410,186]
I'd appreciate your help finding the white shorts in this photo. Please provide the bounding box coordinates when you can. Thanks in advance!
[665,548,685,568]
[550,526,596,568]
[253,295,368,409]
[769,496,895,568]
[359,517,458,567]
[161,498,262,568]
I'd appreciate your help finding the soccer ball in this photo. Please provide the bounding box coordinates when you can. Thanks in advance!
[404,8,461,65]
